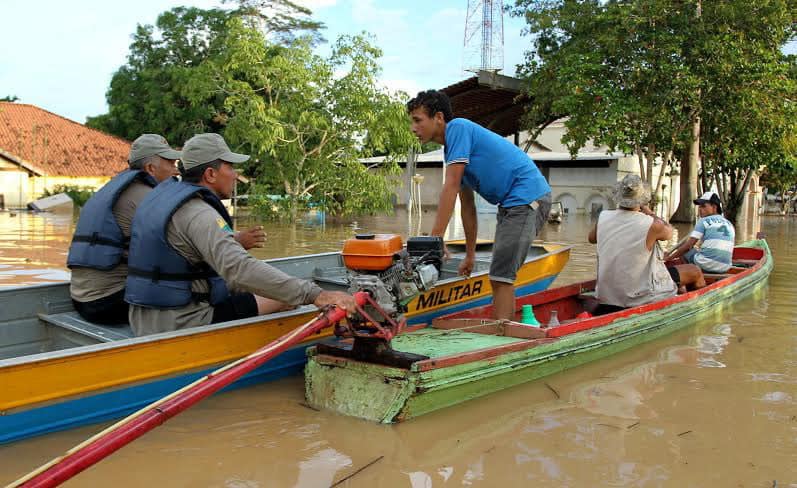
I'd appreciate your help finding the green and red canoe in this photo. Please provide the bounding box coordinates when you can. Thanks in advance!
[305,239,772,422]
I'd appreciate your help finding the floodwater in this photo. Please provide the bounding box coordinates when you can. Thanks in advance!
[1,208,795,487]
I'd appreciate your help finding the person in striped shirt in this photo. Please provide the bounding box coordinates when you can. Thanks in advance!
[665,192,735,273]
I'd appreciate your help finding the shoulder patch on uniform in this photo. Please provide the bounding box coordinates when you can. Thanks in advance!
[217,218,233,233]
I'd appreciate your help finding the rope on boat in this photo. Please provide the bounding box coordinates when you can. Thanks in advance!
[8,292,368,488]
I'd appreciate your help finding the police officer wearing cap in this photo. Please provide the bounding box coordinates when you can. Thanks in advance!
[68,134,180,325]
[665,192,736,273]
[125,133,357,336]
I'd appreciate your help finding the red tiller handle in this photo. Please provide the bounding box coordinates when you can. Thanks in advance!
[13,292,368,488]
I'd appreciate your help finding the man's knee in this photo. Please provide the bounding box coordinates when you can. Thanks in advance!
[674,264,706,289]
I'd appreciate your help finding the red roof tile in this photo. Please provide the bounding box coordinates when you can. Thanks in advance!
[0,102,130,177]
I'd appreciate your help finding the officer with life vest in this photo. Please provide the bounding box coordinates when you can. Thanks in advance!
[68,134,181,324]
[125,133,357,336]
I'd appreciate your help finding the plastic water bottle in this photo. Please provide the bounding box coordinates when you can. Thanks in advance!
[521,304,540,327]
[548,310,560,327]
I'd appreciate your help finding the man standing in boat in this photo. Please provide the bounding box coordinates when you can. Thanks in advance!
[664,192,735,273]
[125,133,356,336]
[407,90,552,320]
[588,175,705,313]
[68,134,182,324]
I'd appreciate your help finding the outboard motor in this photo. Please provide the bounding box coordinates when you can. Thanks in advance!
[341,234,443,317]
[326,233,444,367]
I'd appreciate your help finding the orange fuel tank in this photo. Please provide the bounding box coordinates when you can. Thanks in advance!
[342,234,404,271]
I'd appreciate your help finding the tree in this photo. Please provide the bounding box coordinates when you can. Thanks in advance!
[1,95,19,102]
[760,157,797,213]
[186,20,416,218]
[510,1,699,212]
[510,0,797,222]
[86,2,324,142]
[696,4,797,221]
[222,0,324,44]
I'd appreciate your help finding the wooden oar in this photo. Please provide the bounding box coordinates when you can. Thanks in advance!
[9,292,367,488]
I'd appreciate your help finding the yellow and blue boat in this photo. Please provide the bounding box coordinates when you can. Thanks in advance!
[0,243,569,444]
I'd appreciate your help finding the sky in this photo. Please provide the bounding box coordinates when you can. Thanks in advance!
[1,0,532,124]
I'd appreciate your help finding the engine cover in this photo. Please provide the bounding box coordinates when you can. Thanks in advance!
[342,234,403,271]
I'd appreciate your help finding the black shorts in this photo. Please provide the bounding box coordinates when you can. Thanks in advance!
[667,266,681,284]
[72,289,129,326]
[211,293,259,324]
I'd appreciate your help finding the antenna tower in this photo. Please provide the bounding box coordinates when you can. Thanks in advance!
[463,0,504,73]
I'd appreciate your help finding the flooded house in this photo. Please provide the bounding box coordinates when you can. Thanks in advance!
[0,102,129,209]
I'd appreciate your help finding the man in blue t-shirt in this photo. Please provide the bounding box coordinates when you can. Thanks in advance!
[665,192,735,273]
[407,90,552,320]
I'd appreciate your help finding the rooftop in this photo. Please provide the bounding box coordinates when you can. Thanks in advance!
[0,102,130,177]
[440,71,528,137]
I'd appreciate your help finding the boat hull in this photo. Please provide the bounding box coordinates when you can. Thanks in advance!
[305,240,772,423]
[0,244,570,444]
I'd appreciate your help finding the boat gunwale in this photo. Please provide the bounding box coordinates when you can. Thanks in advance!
[0,244,571,369]
[311,240,770,383]
[419,240,772,380]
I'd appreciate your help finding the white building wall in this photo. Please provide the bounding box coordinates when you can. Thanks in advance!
[395,166,444,207]
[0,170,29,209]
[548,161,618,215]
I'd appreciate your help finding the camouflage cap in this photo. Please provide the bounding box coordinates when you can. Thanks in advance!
[128,134,181,166]
[180,133,249,171]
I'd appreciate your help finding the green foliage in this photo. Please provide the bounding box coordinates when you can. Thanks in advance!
[761,155,797,212]
[86,2,324,143]
[222,0,325,45]
[41,185,95,207]
[185,20,415,219]
[87,4,411,220]
[511,0,797,222]
[1,95,19,102]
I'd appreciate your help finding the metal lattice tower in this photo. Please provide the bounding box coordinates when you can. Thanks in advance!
[463,0,504,73]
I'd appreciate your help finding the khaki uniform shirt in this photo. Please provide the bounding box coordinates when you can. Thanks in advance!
[70,181,153,302]
[129,198,322,336]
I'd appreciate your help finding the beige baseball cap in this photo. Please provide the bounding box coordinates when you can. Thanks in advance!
[128,134,181,165]
[180,133,249,171]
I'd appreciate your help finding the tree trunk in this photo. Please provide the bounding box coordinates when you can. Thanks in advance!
[724,168,753,224]
[652,151,673,213]
[671,112,700,223]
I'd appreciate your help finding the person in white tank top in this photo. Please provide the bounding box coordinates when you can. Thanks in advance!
[588,175,705,311]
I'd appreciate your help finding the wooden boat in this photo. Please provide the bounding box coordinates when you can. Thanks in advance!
[305,239,772,423]
[0,243,570,444]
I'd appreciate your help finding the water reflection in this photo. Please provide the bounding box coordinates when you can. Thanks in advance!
[0,212,794,487]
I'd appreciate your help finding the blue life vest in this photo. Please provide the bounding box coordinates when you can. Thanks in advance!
[125,179,232,309]
[67,170,157,271]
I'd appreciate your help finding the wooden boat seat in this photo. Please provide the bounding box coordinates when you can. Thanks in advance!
[38,312,134,342]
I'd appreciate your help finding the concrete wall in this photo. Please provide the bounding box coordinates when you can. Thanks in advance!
[395,165,444,207]
[0,170,29,209]
[548,161,618,215]
[544,154,683,218]
[29,176,110,200]
[0,168,111,210]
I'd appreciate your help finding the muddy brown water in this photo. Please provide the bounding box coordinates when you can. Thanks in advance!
[0,209,795,487]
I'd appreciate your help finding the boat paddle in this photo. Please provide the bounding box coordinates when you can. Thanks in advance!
[8,292,368,488]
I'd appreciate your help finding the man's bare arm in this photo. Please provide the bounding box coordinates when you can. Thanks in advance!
[431,163,466,237]
[665,237,699,260]
[458,186,477,275]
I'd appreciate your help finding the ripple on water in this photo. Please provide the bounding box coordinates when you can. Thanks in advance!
[1,214,797,486]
